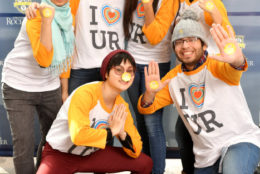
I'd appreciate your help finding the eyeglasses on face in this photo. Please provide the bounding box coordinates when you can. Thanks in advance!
[174,37,199,47]
[113,66,134,76]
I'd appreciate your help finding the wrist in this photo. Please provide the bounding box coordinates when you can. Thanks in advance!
[141,92,155,108]
[232,55,246,68]
[41,18,53,25]
[143,91,155,102]
[119,131,127,140]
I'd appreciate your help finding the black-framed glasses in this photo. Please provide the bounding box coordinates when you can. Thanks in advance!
[174,37,199,47]
[113,66,134,76]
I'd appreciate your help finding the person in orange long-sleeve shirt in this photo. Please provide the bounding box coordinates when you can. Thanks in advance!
[36,50,153,174]
[1,0,74,173]
[142,1,234,173]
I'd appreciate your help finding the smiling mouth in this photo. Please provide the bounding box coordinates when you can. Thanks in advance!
[183,51,193,56]
[119,80,129,85]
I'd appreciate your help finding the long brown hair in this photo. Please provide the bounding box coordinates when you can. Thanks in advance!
[123,0,159,40]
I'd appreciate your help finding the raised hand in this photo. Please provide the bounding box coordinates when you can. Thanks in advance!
[199,0,216,13]
[39,3,55,22]
[199,0,222,24]
[144,61,169,95]
[108,104,127,137]
[210,24,244,67]
[25,2,40,20]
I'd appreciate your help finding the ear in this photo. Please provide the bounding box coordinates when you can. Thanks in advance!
[105,72,109,80]
[203,44,208,51]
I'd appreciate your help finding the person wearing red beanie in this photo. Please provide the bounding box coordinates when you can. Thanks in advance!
[36,50,153,174]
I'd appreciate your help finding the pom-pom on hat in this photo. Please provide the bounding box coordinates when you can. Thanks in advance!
[100,49,135,80]
[172,9,208,46]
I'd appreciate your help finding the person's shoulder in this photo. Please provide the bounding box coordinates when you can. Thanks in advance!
[73,81,102,97]
[116,95,129,107]
[163,65,182,80]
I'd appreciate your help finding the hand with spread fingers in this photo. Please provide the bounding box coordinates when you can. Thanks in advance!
[145,61,165,94]
[142,61,170,104]
[210,24,245,67]
[109,104,127,137]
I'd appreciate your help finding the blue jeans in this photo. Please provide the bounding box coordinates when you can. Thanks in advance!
[68,68,102,94]
[127,62,170,174]
[2,83,62,174]
[195,142,260,174]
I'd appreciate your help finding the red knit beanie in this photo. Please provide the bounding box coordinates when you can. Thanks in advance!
[100,49,134,80]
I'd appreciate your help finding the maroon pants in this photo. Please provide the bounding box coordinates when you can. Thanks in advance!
[37,143,153,174]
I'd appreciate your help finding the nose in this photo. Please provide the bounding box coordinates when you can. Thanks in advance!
[182,40,189,48]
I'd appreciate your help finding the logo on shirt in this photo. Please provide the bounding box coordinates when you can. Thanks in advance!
[102,5,121,26]
[94,119,109,129]
[13,0,32,14]
[136,1,145,18]
[189,83,205,108]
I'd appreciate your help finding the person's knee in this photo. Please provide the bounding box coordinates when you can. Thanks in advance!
[136,153,153,173]
[222,142,260,174]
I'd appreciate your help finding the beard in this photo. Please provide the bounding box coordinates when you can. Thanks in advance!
[175,47,205,69]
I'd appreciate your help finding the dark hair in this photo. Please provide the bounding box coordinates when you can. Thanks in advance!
[123,0,159,40]
[106,52,136,78]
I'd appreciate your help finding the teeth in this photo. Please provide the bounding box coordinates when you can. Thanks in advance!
[183,52,192,55]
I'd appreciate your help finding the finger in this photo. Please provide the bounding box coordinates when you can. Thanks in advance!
[144,66,148,79]
[108,115,113,123]
[213,24,225,42]
[122,112,127,123]
[113,105,118,115]
[227,25,235,39]
[154,61,159,78]
[161,79,170,89]
[217,24,229,40]
[210,24,222,49]
[148,61,153,76]
[27,6,35,19]
[25,9,30,20]
[198,0,206,10]
[150,61,156,75]
[116,104,125,119]
[32,3,40,17]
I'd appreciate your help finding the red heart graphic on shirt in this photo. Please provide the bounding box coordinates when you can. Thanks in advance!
[102,5,121,26]
[189,84,205,108]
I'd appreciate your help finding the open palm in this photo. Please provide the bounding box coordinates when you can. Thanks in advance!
[210,24,244,67]
[144,61,169,94]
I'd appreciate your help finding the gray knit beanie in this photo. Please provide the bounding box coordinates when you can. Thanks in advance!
[172,9,208,46]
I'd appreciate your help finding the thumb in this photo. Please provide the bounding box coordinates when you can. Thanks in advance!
[108,115,113,124]
[210,54,225,62]
[161,79,170,89]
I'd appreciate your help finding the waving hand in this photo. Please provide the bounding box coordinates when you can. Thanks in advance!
[210,24,245,67]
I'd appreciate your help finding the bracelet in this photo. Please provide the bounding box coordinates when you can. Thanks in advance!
[141,96,153,108]
[232,55,247,70]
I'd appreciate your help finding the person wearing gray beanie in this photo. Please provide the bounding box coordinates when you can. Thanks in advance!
[138,15,260,174]
[171,8,236,174]
[172,9,209,47]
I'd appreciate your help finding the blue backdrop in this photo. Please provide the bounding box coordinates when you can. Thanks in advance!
[0,0,259,156]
